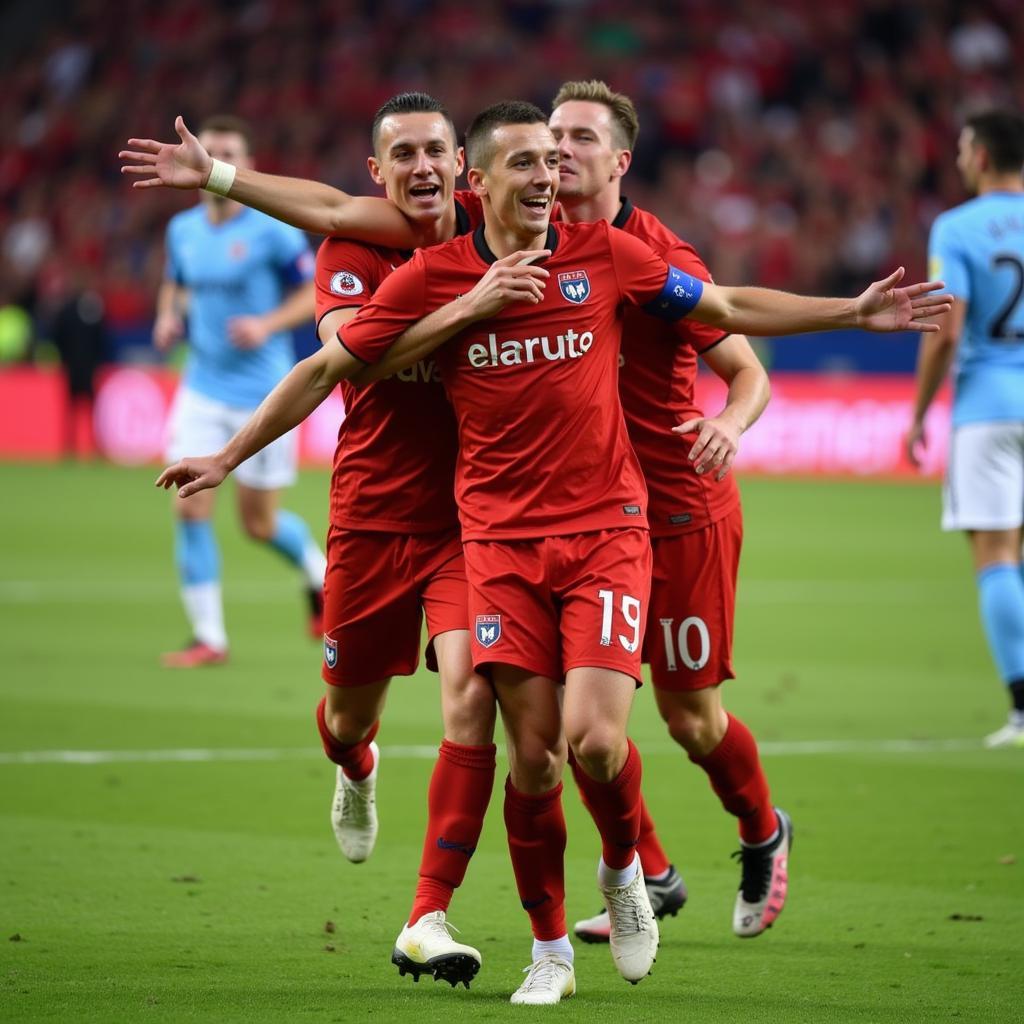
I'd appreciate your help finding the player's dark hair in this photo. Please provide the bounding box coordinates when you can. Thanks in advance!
[197,115,253,153]
[552,80,640,150]
[371,92,457,153]
[464,100,549,170]
[965,110,1024,173]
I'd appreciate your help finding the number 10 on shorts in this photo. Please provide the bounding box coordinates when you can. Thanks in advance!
[658,616,710,671]
[598,589,642,653]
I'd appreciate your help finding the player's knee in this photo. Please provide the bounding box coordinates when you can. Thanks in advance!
[509,736,564,791]
[663,705,718,755]
[241,512,274,542]
[568,726,626,781]
[444,673,496,745]
[324,706,376,746]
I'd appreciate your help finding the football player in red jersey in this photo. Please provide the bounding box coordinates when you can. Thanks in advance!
[549,79,786,941]
[153,102,949,1004]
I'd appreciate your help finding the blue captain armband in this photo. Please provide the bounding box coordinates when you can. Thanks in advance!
[643,265,704,321]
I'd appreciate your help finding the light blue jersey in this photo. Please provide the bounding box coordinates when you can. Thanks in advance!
[928,191,1024,427]
[165,205,314,408]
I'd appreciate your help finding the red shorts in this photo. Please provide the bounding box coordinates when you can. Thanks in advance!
[463,527,652,682]
[321,526,468,687]
[643,505,743,691]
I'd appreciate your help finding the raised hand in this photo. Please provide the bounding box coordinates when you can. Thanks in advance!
[856,267,953,333]
[120,116,213,191]
[155,454,229,498]
[461,250,551,319]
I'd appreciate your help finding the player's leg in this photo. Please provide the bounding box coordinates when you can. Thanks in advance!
[559,528,657,983]
[969,527,1024,747]
[232,420,327,638]
[393,537,496,988]
[650,509,790,937]
[495,665,576,1005]
[943,422,1024,746]
[162,389,228,666]
[317,529,422,862]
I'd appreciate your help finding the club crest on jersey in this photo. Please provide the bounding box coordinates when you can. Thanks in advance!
[475,614,502,649]
[557,270,590,304]
[324,635,338,669]
[330,271,365,297]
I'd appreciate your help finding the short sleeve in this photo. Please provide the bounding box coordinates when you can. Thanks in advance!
[659,240,728,353]
[607,225,672,306]
[315,238,385,327]
[928,215,969,301]
[337,252,429,365]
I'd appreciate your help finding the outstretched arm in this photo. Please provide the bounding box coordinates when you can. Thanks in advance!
[155,339,363,498]
[905,299,966,467]
[121,116,419,247]
[673,335,770,480]
[689,267,952,336]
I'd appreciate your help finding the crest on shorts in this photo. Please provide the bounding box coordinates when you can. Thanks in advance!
[475,614,502,649]
[330,270,365,297]
[324,635,338,669]
[557,270,590,304]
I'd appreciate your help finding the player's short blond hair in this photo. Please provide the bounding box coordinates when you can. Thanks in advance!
[552,80,639,150]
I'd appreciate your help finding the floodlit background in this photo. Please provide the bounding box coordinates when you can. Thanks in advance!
[0,3,1021,1022]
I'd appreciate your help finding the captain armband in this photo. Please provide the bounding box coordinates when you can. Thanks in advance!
[642,265,704,322]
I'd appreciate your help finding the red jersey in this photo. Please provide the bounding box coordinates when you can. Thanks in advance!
[340,219,679,541]
[614,198,741,536]
[314,194,479,532]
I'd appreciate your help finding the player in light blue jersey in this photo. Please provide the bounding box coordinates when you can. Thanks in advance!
[907,110,1024,747]
[154,115,326,667]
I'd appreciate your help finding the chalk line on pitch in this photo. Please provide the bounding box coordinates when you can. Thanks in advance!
[0,737,985,766]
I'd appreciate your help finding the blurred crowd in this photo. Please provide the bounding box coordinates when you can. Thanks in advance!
[1,0,1021,363]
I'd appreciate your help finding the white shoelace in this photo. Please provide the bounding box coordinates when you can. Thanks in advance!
[518,953,570,992]
[605,880,652,936]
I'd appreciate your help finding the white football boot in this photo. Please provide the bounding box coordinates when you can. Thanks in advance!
[733,808,793,938]
[330,741,379,862]
[509,953,576,1005]
[574,864,687,943]
[600,855,659,983]
[983,715,1024,749]
[392,911,482,988]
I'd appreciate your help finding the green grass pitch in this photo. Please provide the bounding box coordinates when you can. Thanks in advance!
[0,463,1020,1022]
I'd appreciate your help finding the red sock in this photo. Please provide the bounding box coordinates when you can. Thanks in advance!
[571,739,643,870]
[408,740,497,924]
[637,796,671,877]
[315,696,378,780]
[568,748,668,877]
[690,713,775,844]
[503,778,567,940]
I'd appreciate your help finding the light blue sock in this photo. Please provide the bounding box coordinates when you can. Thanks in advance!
[174,520,220,585]
[267,509,326,588]
[977,562,1024,685]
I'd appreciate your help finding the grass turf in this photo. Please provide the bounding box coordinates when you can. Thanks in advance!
[0,463,1020,1022]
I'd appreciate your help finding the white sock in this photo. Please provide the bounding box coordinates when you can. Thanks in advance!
[303,544,327,589]
[532,935,573,963]
[646,866,671,883]
[598,854,639,889]
[742,826,780,850]
[181,582,227,651]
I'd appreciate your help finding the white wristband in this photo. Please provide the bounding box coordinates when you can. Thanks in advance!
[204,158,236,197]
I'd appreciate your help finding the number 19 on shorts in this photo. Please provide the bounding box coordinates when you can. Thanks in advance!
[598,589,642,653]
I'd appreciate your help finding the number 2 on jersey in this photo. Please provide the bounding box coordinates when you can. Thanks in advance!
[989,254,1024,341]
[598,589,642,653]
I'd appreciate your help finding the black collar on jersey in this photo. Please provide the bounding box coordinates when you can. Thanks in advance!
[397,199,473,261]
[472,223,558,265]
[611,196,634,230]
